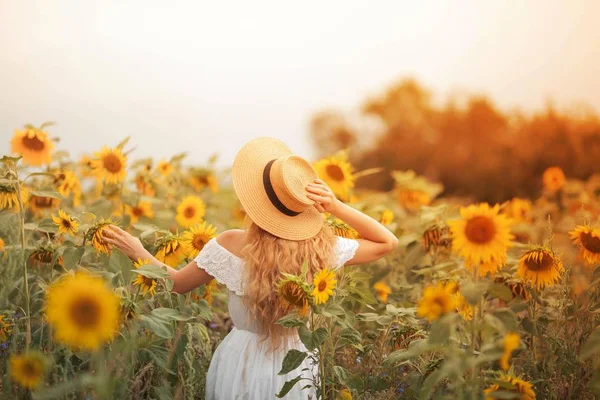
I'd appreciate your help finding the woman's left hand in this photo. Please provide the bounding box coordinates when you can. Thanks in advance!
[102,225,150,261]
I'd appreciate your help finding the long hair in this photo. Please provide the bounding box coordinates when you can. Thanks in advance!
[241,221,335,349]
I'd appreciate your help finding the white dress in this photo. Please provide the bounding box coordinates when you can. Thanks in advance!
[194,236,359,400]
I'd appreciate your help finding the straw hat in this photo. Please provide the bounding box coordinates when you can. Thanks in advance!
[232,137,324,240]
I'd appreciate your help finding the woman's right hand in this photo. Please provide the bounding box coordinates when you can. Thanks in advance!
[102,225,151,261]
[305,179,342,214]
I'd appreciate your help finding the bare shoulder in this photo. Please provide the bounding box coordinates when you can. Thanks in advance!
[215,229,246,258]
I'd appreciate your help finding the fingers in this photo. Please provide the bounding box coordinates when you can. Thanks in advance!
[108,225,128,237]
[306,186,331,197]
[306,193,328,204]
[314,203,326,213]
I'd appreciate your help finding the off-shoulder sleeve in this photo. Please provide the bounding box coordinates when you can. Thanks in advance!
[333,236,360,269]
[194,238,244,295]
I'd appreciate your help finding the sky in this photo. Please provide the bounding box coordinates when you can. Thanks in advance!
[1,1,599,166]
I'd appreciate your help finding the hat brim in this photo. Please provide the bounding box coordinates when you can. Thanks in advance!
[232,137,324,241]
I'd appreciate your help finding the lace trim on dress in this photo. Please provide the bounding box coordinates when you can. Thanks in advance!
[194,238,245,295]
[334,237,360,269]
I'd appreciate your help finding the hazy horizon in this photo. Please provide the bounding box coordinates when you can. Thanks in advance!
[1,1,599,166]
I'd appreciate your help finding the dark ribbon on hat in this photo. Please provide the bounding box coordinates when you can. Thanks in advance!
[263,159,301,217]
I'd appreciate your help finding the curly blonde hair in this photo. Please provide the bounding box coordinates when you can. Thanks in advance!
[242,221,335,350]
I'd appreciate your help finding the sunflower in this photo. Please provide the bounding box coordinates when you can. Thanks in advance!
[126,201,154,224]
[504,198,532,223]
[455,293,474,321]
[181,221,218,257]
[326,215,359,239]
[542,166,565,192]
[54,170,82,206]
[516,247,563,289]
[0,184,20,210]
[339,388,353,400]
[232,202,247,224]
[52,209,80,236]
[30,194,59,216]
[9,351,46,390]
[132,258,157,296]
[176,196,206,228]
[448,203,513,272]
[155,236,187,267]
[135,173,156,197]
[78,154,96,177]
[86,220,115,254]
[396,189,431,212]
[45,272,120,351]
[500,332,520,370]
[422,224,452,252]
[11,127,54,166]
[278,277,311,316]
[91,146,127,185]
[0,313,12,342]
[157,160,173,176]
[311,268,337,305]
[417,283,456,322]
[203,279,220,305]
[0,237,4,253]
[313,154,354,201]
[570,225,600,266]
[189,169,219,193]
[373,282,392,303]
[484,375,536,400]
[380,209,394,225]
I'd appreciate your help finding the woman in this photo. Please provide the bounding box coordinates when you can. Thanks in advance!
[103,137,398,399]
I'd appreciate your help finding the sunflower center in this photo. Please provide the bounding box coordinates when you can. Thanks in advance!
[70,296,101,329]
[142,276,155,287]
[132,207,144,217]
[192,234,209,250]
[581,232,600,253]
[524,251,554,271]
[464,216,496,244]
[33,196,54,208]
[325,165,345,182]
[318,280,327,291]
[183,206,196,218]
[22,135,46,151]
[196,176,209,185]
[21,360,41,378]
[102,153,123,173]
[62,219,72,229]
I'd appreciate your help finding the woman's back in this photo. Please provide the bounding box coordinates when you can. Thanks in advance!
[195,231,359,399]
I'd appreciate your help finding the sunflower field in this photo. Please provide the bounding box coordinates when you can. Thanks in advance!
[2,123,600,400]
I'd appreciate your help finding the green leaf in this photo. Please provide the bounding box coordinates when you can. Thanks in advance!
[321,302,346,318]
[109,249,133,281]
[279,349,308,375]
[116,136,131,150]
[487,283,514,302]
[37,218,58,233]
[150,308,193,322]
[139,314,174,339]
[384,339,435,366]
[32,373,97,399]
[277,313,306,328]
[276,375,303,398]
[132,264,171,279]
[24,172,57,181]
[298,326,328,351]
[493,308,519,332]
[428,314,453,344]
[461,282,488,305]
[580,326,600,360]
[29,189,63,199]
[62,247,85,268]
[333,366,364,391]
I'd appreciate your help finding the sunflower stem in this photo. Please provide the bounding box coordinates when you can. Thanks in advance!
[13,164,32,349]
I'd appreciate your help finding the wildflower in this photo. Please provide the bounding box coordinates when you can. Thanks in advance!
[203,279,219,305]
[313,153,354,201]
[417,283,456,322]
[189,169,219,193]
[155,235,186,267]
[326,215,359,239]
[9,351,47,389]
[373,282,392,303]
[569,225,600,266]
[45,272,120,351]
[91,146,127,184]
[380,209,394,225]
[500,332,520,370]
[132,259,157,296]
[516,247,563,289]
[542,166,565,192]
[52,209,79,236]
[484,375,535,400]
[126,201,154,224]
[311,268,337,305]
[11,126,54,166]
[176,195,206,228]
[181,221,217,257]
[86,220,115,254]
[278,277,311,316]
